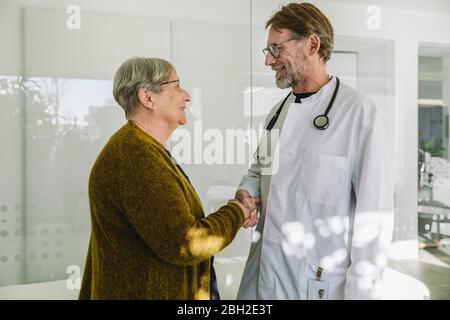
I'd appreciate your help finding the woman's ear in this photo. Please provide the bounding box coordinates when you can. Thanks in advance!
[137,87,155,110]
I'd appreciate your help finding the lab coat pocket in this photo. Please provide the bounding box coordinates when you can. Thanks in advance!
[298,150,348,207]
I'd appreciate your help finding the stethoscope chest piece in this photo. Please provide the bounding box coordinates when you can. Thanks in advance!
[313,115,329,130]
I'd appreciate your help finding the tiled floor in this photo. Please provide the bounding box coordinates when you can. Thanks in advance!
[389,241,450,300]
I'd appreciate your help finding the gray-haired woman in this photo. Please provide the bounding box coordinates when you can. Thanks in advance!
[79,57,258,300]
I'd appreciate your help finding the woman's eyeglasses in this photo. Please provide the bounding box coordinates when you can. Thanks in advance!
[160,79,182,92]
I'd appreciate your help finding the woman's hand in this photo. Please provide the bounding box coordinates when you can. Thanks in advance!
[229,191,260,228]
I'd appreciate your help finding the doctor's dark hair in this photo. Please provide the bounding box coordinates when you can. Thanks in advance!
[266,2,334,62]
[113,57,173,118]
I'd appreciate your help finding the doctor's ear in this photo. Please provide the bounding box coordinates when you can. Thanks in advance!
[137,88,155,110]
[306,34,321,57]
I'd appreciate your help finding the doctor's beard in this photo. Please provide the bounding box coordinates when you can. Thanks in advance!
[275,69,294,89]
[274,53,307,89]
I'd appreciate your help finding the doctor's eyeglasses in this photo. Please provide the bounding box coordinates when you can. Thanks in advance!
[262,37,300,58]
[160,79,182,92]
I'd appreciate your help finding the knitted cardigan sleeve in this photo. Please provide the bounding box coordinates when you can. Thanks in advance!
[111,136,245,266]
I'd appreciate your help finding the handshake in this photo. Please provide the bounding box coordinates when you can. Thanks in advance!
[228,190,260,229]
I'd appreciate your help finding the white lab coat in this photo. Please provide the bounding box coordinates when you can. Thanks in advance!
[236,77,394,300]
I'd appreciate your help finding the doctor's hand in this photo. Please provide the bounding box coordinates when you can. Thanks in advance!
[242,208,259,229]
[235,190,260,228]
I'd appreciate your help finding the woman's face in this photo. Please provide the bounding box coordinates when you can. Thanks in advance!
[154,70,191,126]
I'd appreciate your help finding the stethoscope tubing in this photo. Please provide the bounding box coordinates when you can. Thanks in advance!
[255,76,340,160]
[266,76,340,132]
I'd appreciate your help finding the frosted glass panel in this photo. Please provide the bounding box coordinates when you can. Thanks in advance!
[0,75,125,285]
[0,76,24,286]
[24,8,170,79]
[24,77,123,282]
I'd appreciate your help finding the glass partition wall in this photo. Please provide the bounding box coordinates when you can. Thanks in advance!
[0,1,254,299]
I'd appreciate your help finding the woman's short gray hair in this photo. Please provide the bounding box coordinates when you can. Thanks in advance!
[113,57,173,117]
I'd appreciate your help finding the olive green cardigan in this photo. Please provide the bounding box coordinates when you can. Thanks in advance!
[79,121,244,300]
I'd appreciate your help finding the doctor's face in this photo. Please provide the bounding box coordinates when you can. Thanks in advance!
[264,27,307,89]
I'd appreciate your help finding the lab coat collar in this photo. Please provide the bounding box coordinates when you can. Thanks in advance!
[292,76,337,105]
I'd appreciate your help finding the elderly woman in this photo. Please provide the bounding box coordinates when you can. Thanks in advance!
[79,57,255,300]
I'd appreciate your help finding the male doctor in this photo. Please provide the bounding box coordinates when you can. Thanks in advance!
[236,2,394,300]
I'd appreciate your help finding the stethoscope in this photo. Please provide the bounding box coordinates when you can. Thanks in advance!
[255,76,340,161]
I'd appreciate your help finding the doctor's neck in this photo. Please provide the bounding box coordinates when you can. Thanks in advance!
[291,63,331,94]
